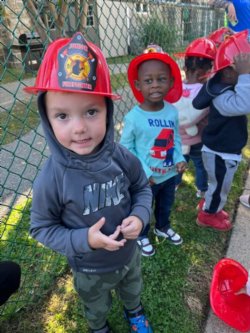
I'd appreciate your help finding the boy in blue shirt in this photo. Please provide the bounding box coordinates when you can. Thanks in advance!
[120,45,186,256]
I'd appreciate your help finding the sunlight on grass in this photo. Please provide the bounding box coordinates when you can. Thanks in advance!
[0,196,31,241]
[182,171,195,185]
[0,197,67,322]
[43,274,88,333]
[243,145,250,159]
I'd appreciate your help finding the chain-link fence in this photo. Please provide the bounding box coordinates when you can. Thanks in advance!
[0,0,224,324]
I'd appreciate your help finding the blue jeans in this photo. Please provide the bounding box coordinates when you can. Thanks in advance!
[175,143,208,192]
[140,177,175,238]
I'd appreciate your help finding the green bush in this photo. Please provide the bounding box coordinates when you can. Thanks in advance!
[130,16,179,54]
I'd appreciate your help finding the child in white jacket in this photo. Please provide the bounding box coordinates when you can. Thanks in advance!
[174,37,216,198]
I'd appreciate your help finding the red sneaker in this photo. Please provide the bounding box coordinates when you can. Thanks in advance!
[196,199,229,219]
[196,210,232,231]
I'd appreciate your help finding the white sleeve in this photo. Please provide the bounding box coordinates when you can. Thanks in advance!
[213,74,250,116]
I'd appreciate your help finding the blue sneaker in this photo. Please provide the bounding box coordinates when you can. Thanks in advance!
[125,309,153,333]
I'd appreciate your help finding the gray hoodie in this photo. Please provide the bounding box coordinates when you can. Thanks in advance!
[30,94,152,273]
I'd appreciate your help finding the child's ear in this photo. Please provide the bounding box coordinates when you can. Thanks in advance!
[135,80,141,91]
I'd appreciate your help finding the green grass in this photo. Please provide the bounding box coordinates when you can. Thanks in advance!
[107,55,133,65]
[0,99,39,145]
[0,198,68,322]
[0,64,35,84]
[1,119,249,332]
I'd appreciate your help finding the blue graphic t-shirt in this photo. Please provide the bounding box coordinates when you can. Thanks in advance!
[120,102,185,184]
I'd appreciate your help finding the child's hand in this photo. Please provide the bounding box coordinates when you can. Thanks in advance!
[227,2,237,22]
[234,53,250,75]
[88,217,126,251]
[120,216,143,239]
[176,161,186,174]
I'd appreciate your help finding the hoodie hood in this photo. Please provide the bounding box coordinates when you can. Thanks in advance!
[206,72,233,98]
[192,72,233,110]
[38,93,115,172]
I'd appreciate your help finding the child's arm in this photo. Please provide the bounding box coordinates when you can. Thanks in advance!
[30,173,91,256]
[209,0,237,22]
[173,108,187,165]
[213,53,250,116]
[120,116,153,179]
[118,147,152,236]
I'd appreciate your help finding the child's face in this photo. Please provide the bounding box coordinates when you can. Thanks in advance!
[136,60,173,107]
[45,92,107,155]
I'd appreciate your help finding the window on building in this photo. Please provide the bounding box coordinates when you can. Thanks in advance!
[87,4,94,27]
[142,4,148,12]
[136,3,149,13]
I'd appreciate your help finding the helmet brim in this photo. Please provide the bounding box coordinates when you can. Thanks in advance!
[128,52,182,103]
[24,86,121,100]
[174,52,215,60]
[210,258,250,332]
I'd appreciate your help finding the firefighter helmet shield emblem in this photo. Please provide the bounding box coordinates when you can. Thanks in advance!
[58,33,97,91]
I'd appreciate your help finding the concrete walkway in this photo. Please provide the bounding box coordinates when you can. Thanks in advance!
[204,168,250,333]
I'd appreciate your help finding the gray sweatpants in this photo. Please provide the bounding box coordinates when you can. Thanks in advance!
[72,246,142,330]
[202,151,239,213]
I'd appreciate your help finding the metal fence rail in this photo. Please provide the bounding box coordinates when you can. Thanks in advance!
[0,0,224,321]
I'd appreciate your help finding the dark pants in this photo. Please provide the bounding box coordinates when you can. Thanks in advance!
[202,151,239,213]
[0,261,21,306]
[175,143,208,192]
[141,176,176,237]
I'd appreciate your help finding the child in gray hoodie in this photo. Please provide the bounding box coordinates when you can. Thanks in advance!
[25,32,153,333]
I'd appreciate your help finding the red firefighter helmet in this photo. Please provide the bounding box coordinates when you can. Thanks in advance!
[174,37,216,60]
[128,45,182,103]
[24,32,120,100]
[213,30,250,73]
[208,27,233,48]
[210,258,250,332]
